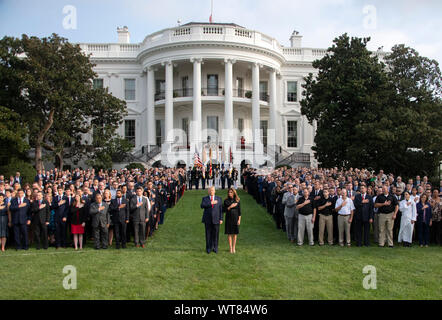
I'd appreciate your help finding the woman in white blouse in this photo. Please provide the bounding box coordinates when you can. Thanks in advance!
[398,191,417,247]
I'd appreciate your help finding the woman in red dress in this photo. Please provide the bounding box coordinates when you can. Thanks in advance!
[70,193,87,250]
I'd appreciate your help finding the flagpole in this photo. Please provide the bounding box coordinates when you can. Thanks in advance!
[210,0,213,23]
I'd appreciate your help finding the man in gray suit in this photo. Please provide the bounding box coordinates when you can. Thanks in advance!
[282,184,298,243]
[89,193,110,249]
[130,186,150,248]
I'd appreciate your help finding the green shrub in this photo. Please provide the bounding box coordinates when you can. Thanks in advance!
[275,164,292,170]
[126,162,146,171]
[0,158,36,185]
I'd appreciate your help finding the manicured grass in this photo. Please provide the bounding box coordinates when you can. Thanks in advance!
[0,189,441,299]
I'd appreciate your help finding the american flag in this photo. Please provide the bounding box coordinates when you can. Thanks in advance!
[194,147,203,167]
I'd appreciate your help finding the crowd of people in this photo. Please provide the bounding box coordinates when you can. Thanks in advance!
[243,166,442,248]
[0,167,186,251]
[186,165,239,190]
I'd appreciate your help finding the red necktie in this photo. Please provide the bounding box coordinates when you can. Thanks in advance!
[211,196,213,208]
[362,194,365,200]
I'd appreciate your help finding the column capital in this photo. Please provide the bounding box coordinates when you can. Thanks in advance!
[145,65,158,72]
[161,60,173,67]
[190,57,203,64]
[223,58,236,65]
[253,62,263,69]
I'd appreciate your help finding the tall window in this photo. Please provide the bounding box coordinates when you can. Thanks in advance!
[287,81,297,102]
[259,81,268,101]
[207,116,218,142]
[93,78,103,89]
[237,118,244,133]
[236,77,243,97]
[182,118,189,147]
[155,80,165,100]
[124,120,136,147]
[260,120,268,147]
[207,74,218,95]
[124,79,136,100]
[181,76,190,97]
[156,119,164,146]
[287,120,297,148]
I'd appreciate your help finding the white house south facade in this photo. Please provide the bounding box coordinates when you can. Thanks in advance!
[78,23,328,169]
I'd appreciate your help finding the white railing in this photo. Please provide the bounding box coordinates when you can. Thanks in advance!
[235,28,252,38]
[282,48,302,55]
[173,27,191,36]
[119,44,141,51]
[312,49,327,56]
[88,44,109,51]
[203,26,223,34]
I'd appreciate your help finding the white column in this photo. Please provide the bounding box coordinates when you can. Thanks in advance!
[164,61,173,145]
[224,58,235,161]
[269,68,277,133]
[147,67,156,149]
[191,57,202,148]
[252,62,262,154]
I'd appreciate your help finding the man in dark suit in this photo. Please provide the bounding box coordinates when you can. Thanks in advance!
[89,193,110,249]
[201,186,223,254]
[109,189,129,249]
[30,191,50,249]
[130,187,150,248]
[9,189,31,250]
[353,185,374,246]
[52,187,68,249]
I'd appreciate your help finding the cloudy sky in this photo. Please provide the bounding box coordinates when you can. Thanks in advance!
[1,0,441,63]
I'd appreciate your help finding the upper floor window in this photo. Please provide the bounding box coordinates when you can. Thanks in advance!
[93,78,103,89]
[124,79,136,101]
[287,81,297,102]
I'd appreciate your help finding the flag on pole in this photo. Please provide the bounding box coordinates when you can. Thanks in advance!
[194,147,203,167]
[202,145,207,164]
[229,146,233,164]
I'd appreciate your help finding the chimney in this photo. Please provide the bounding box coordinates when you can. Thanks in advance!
[290,30,302,48]
[117,26,130,44]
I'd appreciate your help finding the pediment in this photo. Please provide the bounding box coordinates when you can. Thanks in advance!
[279,109,302,117]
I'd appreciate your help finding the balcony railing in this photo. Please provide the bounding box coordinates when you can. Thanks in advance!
[201,87,225,96]
[154,88,269,101]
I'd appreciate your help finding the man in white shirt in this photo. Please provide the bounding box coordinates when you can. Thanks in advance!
[335,192,355,246]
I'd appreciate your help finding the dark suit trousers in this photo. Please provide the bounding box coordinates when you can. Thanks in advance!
[93,225,108,249]
[33,221,48,249]
[55,221,66,248]
[355,219,370,246]
[133,221,146,245]
[204,222,219,252]
[114,221,127,247]
[13,223,28,249]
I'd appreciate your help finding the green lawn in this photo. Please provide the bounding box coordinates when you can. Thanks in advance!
[0,189,441,299]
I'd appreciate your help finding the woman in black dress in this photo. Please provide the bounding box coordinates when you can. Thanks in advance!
[223,187,241,254]
[0,193,10,252]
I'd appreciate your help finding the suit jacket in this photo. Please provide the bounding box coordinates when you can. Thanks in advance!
[130,196,150,223]
[353,193,374,222]
[201,195,223,224]
[9,197,31,225]
[282,192,297,218]
[52,194,69,222]
[110,197,129,224]
[89,202,110,228]
[30,199,50,225]
[416,202,432,224]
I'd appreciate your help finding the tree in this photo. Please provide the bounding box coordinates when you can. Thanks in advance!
[0,106,29,166]
[86,137,133,171]
[0,33,127,171]
[301,34,442,178]
[301,34,390,168]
